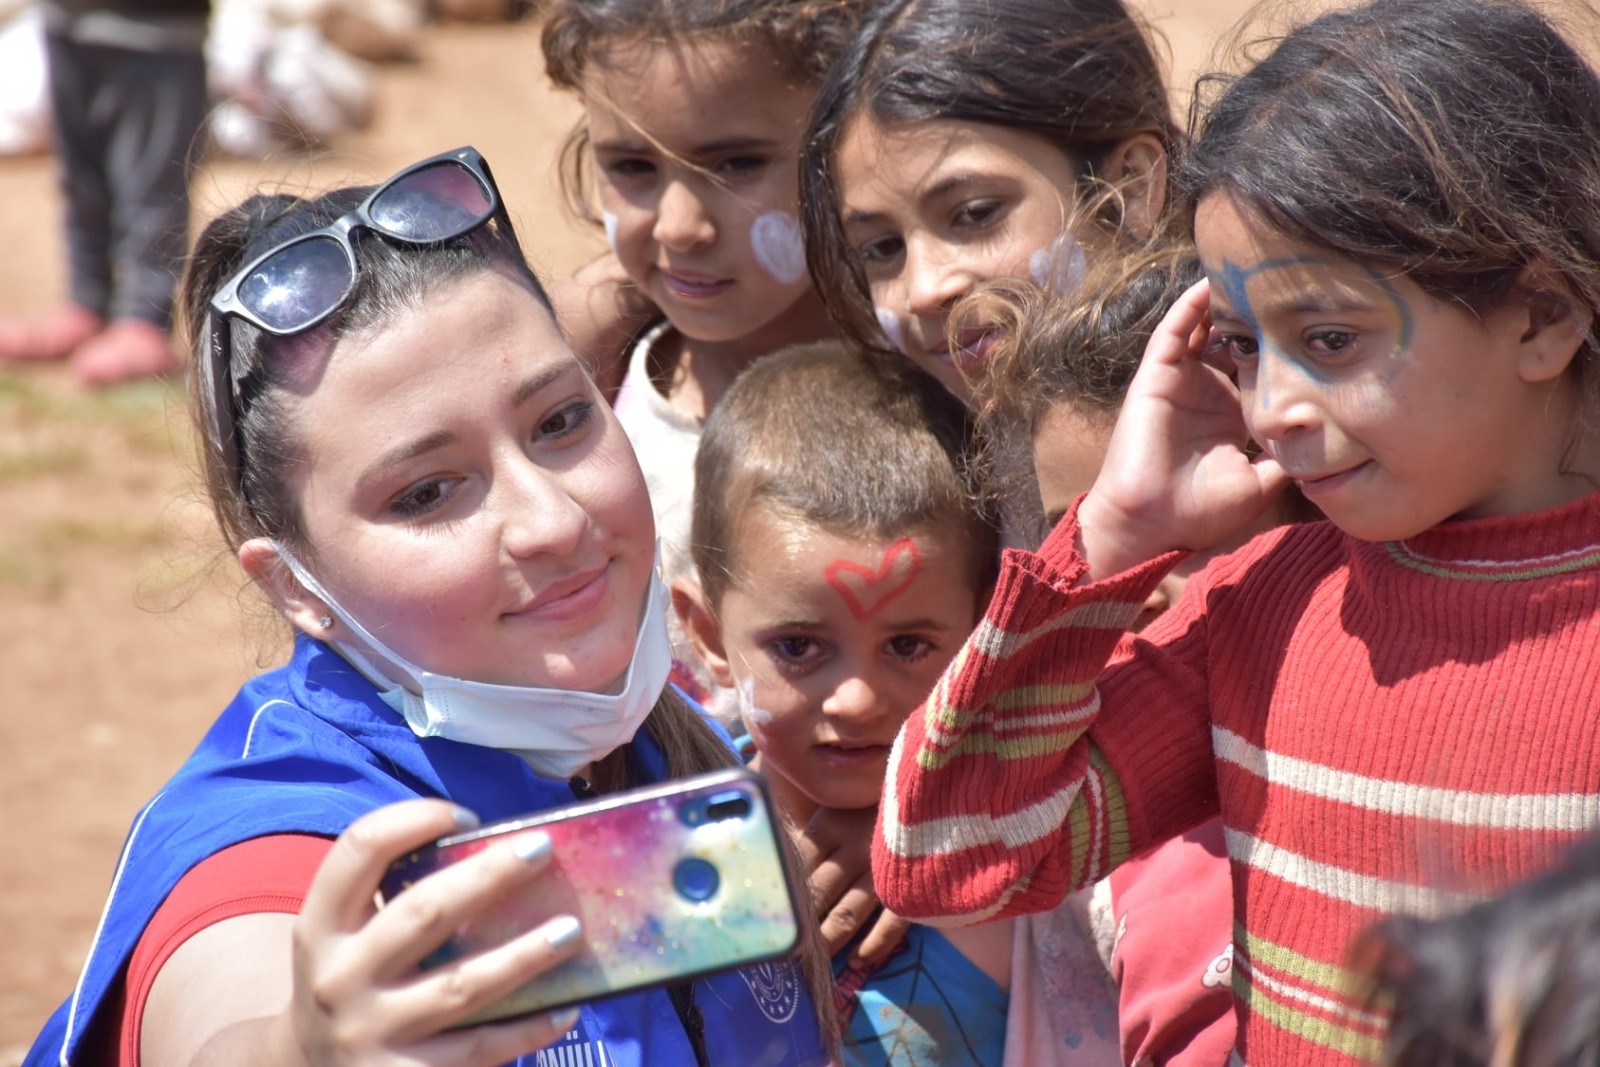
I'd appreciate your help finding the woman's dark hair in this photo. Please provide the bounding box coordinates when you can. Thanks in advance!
[540,0,865,226]
[800,0,1179,356]
[1182,0,1600,338]
[1356,833,1600,1067]
[180,187,544,561]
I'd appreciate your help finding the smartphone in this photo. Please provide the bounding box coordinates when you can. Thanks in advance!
[380,766,804,1027]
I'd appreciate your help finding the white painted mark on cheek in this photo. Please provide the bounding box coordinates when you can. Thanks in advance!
[603,211,620,257]
[750,211,807,285]
[735,674,776,729]
[876,306,905,353]
[1029,234,1088,296]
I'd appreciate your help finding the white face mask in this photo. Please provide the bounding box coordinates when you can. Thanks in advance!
[273,543,672,779]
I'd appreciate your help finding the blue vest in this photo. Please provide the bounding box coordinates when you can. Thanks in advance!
[26,635,827,1067]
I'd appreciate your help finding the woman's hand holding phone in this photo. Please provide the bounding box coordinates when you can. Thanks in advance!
[287,798,582,1066]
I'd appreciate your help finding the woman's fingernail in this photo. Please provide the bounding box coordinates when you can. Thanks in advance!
[549,1006,580,1032]
[451,805,481,829]
[512,830,552,864]
[543,914,582,948]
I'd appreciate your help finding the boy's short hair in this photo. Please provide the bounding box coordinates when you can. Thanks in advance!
[691,340,998,607]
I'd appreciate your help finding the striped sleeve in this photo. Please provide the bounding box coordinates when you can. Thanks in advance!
[872,508,1187,924]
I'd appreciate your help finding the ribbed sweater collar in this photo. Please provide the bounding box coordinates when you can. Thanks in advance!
[1380,488,1600,579]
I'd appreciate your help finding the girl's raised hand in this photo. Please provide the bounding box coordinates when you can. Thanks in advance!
[1077,278,1289,578]
[283,799,583,1066]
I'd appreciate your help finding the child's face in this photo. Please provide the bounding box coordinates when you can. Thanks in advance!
[280,269,657,692]
[834,115,1084,404]
[712,510,983,819]
[1198,193,1585,542]
[584,37,817,347]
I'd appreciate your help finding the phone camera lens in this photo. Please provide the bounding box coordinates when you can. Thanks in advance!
[704,791,752,822]
[673,857,721,902]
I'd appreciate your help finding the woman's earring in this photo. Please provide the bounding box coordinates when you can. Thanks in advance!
[318,615,334,631]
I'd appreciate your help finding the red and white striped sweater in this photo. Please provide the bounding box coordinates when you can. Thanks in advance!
[874,492,1600,1065]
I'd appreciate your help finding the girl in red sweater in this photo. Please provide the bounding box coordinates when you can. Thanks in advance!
[873,1,1600,1064]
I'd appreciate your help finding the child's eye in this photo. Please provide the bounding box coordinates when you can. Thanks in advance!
[389,477,458,519]
[885,634,934,663]
[952,199,1005,228]
[768,635,824,668]
[855,234,905,267]
[536,400,597,442]
[1305,329,1357,356]
[714,155,768,178]
[600,158,656,183]
[1219,334,1260,361]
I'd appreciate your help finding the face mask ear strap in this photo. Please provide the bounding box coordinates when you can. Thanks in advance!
[270,542,416,682]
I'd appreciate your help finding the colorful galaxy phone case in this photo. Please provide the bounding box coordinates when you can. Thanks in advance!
[380,766,804,1027]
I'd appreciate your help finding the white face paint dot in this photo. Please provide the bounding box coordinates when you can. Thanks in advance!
[1029,233,1088,296]
[602,211,620,257]
[875,306,905,353]
[750,211,807,285]
[735,674,775,729]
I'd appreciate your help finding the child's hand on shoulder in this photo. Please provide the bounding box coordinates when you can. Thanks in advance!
[1079,278,1290,578]
[795,804,911,963]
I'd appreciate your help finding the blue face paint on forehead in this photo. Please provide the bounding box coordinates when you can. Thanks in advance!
[1209,252,1416,399]
[1211,254,1415,346]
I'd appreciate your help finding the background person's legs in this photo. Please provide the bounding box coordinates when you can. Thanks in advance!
[71,43,205,384]
[0,28,111,363]
[0,28,205,384]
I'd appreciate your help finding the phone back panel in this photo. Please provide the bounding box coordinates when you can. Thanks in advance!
[381,768,802,1025]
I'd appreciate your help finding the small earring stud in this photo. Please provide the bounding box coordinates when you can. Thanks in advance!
[318,615,333,631]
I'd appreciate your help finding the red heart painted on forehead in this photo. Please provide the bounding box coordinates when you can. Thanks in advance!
[825,539,924,621]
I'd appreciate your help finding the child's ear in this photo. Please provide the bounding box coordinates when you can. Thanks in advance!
[1512,265,1592,384]
[671,575,735,688]
[1101,132,1168,240]
[239,538,331,637]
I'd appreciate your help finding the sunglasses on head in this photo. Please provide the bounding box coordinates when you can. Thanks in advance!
[201,145,518,497]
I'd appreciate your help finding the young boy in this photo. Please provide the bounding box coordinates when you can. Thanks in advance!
[672,340,1023,1064]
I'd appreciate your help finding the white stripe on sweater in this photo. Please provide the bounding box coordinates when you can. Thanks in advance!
[881,719,1085,860]
[926,695,1100,749]
[968,599,1138,661]
[1224,827,1467,919]
[1214,725,1600,831]
[1233,946,1388,1027]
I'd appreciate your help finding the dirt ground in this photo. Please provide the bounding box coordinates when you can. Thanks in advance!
[0,1,1279,1057]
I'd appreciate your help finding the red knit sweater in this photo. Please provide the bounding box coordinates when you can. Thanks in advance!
[874,492,1600,1065]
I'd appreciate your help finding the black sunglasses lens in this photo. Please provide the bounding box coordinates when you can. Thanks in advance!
[369,160,493,242]
[238,235,354,332]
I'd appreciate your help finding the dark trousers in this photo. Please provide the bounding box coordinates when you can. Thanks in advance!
[43,31,207,329]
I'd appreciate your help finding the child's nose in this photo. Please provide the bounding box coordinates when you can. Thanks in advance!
[822,674,885,722]
[903,242,971,321]
[652,179,715,252]
[1248,347,1319,442]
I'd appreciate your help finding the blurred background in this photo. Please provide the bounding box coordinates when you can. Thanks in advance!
[0,0,1279,1057]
